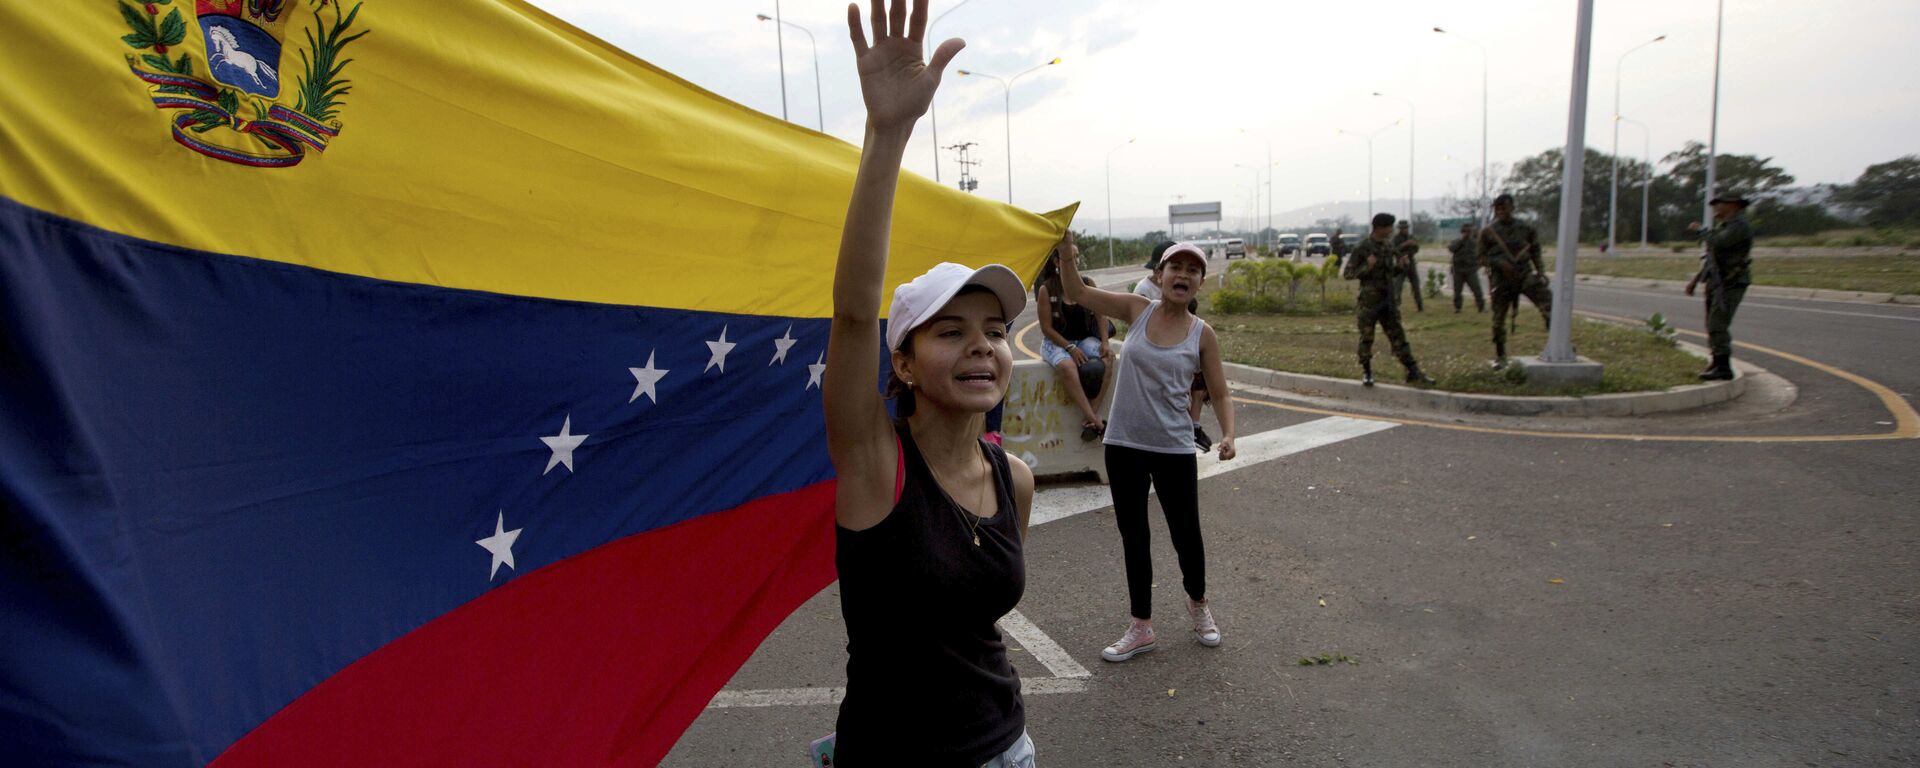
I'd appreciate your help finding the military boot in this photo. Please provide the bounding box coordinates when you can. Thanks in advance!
[1405,365,1435,386]
[1699,354,1734,381]
[1491,342,1508,370]
[1361,360,1375,387]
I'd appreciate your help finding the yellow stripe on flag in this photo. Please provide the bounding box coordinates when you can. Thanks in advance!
[0,0,1072,318]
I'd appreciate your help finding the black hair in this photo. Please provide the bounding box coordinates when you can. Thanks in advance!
[885,284,999,419]
[1493,193,1515,207]
[1371,212,1396,228]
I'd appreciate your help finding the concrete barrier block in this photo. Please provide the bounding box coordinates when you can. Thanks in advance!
[1000,358,1111,481]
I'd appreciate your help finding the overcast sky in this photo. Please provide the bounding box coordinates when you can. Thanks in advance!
[532,0,1919,228]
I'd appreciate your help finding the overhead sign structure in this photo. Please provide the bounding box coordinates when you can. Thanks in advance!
[1169,201,1223,227]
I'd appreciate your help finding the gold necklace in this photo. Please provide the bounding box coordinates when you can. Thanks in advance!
[925,444,989,546]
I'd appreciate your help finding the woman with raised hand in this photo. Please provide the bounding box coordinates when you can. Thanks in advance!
[1055,233,1236,663]
[823,2,1036,765]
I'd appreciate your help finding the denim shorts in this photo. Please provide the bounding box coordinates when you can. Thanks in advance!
[980,730,1036,768]
[1039,336,1101,369]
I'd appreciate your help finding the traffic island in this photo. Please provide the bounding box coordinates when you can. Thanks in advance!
[1212,309,1745,417]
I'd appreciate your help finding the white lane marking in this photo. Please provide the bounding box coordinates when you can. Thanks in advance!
[709,686,841,708]
[1581,284,1920,323]
[1029,415,1398,527]
[706,677,1091,709]
[998,609,1091,680]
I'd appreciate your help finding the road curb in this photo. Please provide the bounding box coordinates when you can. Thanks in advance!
[1573,273,1917,306]
[1221,339,1750,418]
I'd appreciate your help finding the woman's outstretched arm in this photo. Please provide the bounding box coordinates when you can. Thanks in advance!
[824,0,965,530]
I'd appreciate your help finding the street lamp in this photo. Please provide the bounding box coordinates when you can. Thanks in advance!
[1618,116,1652,249]
[1106,138,1134,268]
[768,1,788,121]
[1704,0,1725,226]
[1373,91,1416,223]
[1433,27,1488,224]
[1543,0,1597,365]
[1338,121,1399,220]
[925,0,974,183]
[1234,163,1262,248]
[1239,128,1275,252]
[756,13,823,131]
[958,58,1062,205]
[1609,34,1665,253]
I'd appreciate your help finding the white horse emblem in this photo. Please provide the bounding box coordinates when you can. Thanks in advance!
[208,24,278,92]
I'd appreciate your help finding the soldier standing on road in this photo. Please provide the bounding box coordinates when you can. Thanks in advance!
[1447,222,1487,313]
[1477,193,1552,368]
[1343,213,1435,387]
[1390,220,1425,311]
[1329,227,1347,270]
[1685,195,1754,381]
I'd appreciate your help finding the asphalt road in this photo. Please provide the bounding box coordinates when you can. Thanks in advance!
[667,255,1919,767]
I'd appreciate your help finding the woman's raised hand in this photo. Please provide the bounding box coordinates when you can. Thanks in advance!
[847,0,964,131]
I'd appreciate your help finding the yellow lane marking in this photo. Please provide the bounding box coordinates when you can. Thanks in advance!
[1050,311,1917,443]
[1015,319,1042,361]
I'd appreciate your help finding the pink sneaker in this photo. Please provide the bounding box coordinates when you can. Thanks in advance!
[1101,619,1156,662]
[1188,599,1221,647]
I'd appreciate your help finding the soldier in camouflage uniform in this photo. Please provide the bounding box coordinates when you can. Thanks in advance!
[1476,194,1552,367]
[1446,222,1486,313]
[1343,213,1435,387]
[1390,220,1425,311]
[1684,195,1754,381]
[1329,227,1347,270]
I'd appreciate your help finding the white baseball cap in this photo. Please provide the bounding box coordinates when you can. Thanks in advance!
[886,262,1028,352]
[1159,242,1207,274]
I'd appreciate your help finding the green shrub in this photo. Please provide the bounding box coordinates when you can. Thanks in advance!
[1210,288,1252,314]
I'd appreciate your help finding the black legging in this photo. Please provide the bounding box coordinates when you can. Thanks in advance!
[1105,444,1205,620]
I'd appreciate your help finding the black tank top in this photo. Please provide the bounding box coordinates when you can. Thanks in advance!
[834,423,1026,766]
[1042,276,1098,341]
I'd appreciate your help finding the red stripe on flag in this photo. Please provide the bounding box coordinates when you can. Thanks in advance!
[212,481,839,767]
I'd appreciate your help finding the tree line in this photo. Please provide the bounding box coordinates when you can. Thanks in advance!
[1457,145,1918,243]
[1069,150,1917,266]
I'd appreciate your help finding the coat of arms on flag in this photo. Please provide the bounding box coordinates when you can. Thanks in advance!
[119,0,365,167]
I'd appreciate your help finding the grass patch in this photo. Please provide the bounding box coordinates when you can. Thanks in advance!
[1547,253,1920,296]
[1212,302,1704,396]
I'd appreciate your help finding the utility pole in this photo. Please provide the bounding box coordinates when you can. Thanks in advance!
[1543,0,1594,367]
[946,142,981,194]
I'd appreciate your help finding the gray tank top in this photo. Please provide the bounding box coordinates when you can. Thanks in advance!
[1103,300,1203,454]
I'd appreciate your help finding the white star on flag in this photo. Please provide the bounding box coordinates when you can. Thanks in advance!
[540,414,589,475]
[807,352,826,390]
[771,324,797,365]
[476,511,522,580]
[629,350,668,404]
[705,325,736,373]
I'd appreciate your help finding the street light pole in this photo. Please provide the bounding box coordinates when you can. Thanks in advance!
[958,58,1060,206]
[1704,0,1724,226]
[1339,121,1398,219]
[1544,0,1596,364]
[925,0,974,183]
[1619,116,1652,249]
[1609,35,1665,254]
[1107,138,1134,268]
[772,0,787,122]
[1435,28,1488,224]
[1240,129,1275,253]
[1234,163,1261,246]
[756,14,823,131]
[1373,92,1416,224]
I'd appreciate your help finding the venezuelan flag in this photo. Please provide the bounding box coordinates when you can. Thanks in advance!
[0,1,1071,764]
